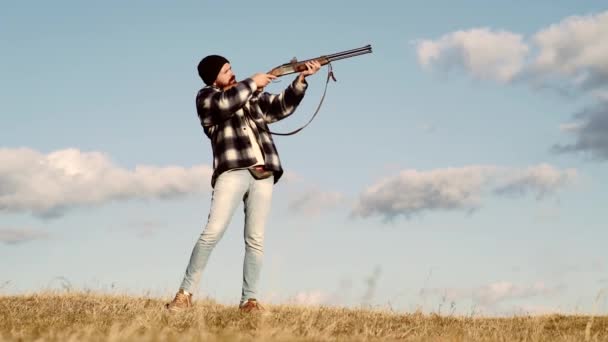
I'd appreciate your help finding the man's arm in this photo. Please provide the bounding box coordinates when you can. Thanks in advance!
[257,60,321,123]
[257,78,308,124]
[197,79,257,127]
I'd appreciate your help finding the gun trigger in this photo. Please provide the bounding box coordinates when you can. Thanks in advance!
[330,72,337,82]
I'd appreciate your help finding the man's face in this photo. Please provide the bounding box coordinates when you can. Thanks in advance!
[214,63,236,89]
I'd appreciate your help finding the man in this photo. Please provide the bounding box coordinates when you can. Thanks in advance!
[166,54,321,312]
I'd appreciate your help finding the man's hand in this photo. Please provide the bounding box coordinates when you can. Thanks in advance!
[251,73,277,89]
[297,60,322,83]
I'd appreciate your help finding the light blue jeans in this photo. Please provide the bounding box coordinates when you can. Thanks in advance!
[179,169,274,305]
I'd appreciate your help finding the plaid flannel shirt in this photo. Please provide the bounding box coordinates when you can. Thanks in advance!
[196,77,308,188]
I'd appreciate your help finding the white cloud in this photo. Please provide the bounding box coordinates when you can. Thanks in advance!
[559,122,585,132]
[353,165,495,219]
[416,12,608,161]
[531,11,608,90]
[473,281,556,306]
[352,164,575,220]
[493,164,577,199]
[287,290,329,306]
[417,11,608,94]
[288,189,346,216]
[552,102,608,160]
[511,304,567,316]
[427,281,561,308]
[0,228,49,245]
[416,28,528,83]
[0,148,213,218]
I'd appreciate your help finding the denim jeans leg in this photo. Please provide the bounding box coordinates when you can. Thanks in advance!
[180,170,250,294]
[240,175,274,304]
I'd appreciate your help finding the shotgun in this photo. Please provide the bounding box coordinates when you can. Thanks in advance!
[267,44,372,78]
[247,44,372,136]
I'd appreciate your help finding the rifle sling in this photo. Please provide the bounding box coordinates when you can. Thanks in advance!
[248,63,336,136]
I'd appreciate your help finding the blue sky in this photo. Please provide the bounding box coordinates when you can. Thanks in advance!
[2,1,608,316]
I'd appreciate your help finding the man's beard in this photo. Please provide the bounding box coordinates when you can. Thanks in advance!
[222,76,238,90]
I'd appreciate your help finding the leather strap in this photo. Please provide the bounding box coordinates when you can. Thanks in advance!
[249,63,336,136]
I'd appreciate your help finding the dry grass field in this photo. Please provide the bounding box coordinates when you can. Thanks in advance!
[1,292,607,341]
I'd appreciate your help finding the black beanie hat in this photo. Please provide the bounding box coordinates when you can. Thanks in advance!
[198,55,230,85]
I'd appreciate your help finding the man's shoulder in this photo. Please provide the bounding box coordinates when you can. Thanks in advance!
[197,85,219,97]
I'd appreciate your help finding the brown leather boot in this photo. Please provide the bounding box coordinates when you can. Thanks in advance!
[165,289,192,312]
[239,298,265,313]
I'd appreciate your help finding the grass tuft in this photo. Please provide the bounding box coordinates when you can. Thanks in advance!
[1,292,607,341]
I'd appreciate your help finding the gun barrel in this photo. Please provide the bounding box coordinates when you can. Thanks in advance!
[325,44,372,62]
